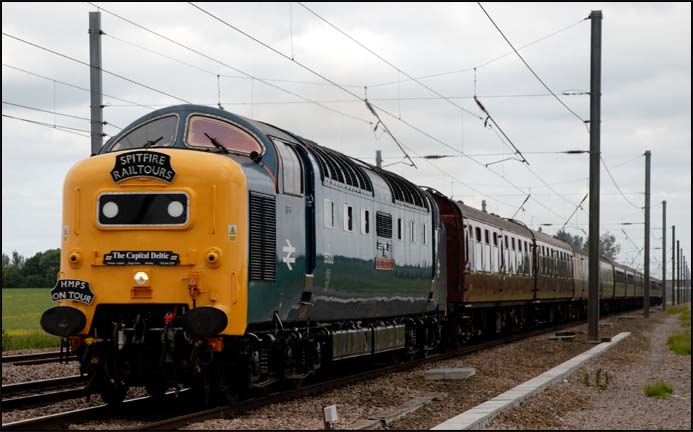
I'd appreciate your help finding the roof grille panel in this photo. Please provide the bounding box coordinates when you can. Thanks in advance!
[377,169,429,211]
[305,141,373,194]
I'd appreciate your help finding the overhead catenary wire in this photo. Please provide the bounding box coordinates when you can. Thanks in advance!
[99,92,587,109]
[296,2,482,120]
[601,156,641,210]
[2,63,155,110]
[2,32,192,104]
[88,2,373,126]
[367,16,588,88]
[2,113,99,138]
[2,101,123,130]
[187,2,572,223]
[105,31,364,89]
[477,3,589,131]
[473,96,528,164]
[293,3,587,216]
[561,193,588,230]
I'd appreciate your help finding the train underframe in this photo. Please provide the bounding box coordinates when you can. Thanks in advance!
[71,296,656,405]
[71,305,444,405]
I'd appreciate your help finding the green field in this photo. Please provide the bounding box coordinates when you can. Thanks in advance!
[2,288,60,351]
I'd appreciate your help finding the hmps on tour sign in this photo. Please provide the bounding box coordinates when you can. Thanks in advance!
[51,279,95,305]
[110,151,176,183]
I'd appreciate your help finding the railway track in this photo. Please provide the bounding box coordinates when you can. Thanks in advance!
[2,376,86,410]
[1,319,585,431]
[2,351,75,366]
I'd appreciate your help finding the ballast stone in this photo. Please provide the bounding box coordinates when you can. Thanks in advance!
[425,368,476,381]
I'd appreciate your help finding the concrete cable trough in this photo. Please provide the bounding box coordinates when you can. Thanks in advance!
[431,332,631,430]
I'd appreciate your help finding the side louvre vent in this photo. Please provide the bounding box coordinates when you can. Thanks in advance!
[249,192,276,281]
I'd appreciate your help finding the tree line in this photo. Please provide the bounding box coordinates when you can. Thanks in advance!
[2,249,60,288]
[0,231,621,289]
[554,230,621,261]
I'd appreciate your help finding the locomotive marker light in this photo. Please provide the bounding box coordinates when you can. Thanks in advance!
[102,201,119,218]
[167,200,184,217]
[134,271,149,286]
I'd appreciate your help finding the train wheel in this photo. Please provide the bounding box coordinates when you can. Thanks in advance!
[99,381,127,405]
[145,379,168,399]
[97,356,127,404]
[289,378,304,390]
[192,368,213,407]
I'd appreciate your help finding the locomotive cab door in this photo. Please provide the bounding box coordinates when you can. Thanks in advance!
[272,138,316,320]
[293,145,316,275]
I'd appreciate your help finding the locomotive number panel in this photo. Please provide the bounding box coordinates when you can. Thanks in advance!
[97,192,189,227]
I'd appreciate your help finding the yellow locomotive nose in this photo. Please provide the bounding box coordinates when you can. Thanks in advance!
[43,148,249,338]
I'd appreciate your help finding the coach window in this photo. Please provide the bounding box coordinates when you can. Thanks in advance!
[360,209,370,234]
[475,227,481,243]
[398,218,402,240]
[344,204,353,232]
[541,246,546,275]
[493,232,498,247]
[273,138,303,196]
[484,229,490,245]
[186,115,263,155]
[109,114,178,152]
[423,224,428,245]
[511,238,516,251]
[410,220,416,243]
[323,199,334,229]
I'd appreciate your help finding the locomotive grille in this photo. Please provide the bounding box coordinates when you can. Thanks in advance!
[249,192,276,281]
[376,211,392,238]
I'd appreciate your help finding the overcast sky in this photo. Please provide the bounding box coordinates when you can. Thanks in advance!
[2,2,691,278]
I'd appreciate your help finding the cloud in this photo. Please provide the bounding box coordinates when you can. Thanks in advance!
[1,2,690,272]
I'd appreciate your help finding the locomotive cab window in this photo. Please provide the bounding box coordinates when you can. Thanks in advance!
[186,115,263,155]
[108,115,178,152]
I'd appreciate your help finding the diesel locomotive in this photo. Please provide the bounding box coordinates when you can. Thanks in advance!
[41,104,661,404]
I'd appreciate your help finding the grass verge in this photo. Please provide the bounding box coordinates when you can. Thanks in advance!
[644,381,674,399]
[2,329,61,351]
[667,330,691,355]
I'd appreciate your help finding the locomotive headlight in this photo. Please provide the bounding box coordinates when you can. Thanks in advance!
[167,201,184,218]
[102,201,119,218]
[134,271,149,286]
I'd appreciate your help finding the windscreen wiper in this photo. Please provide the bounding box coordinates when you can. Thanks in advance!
[204,132,229,154]
[143,136,164,148]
